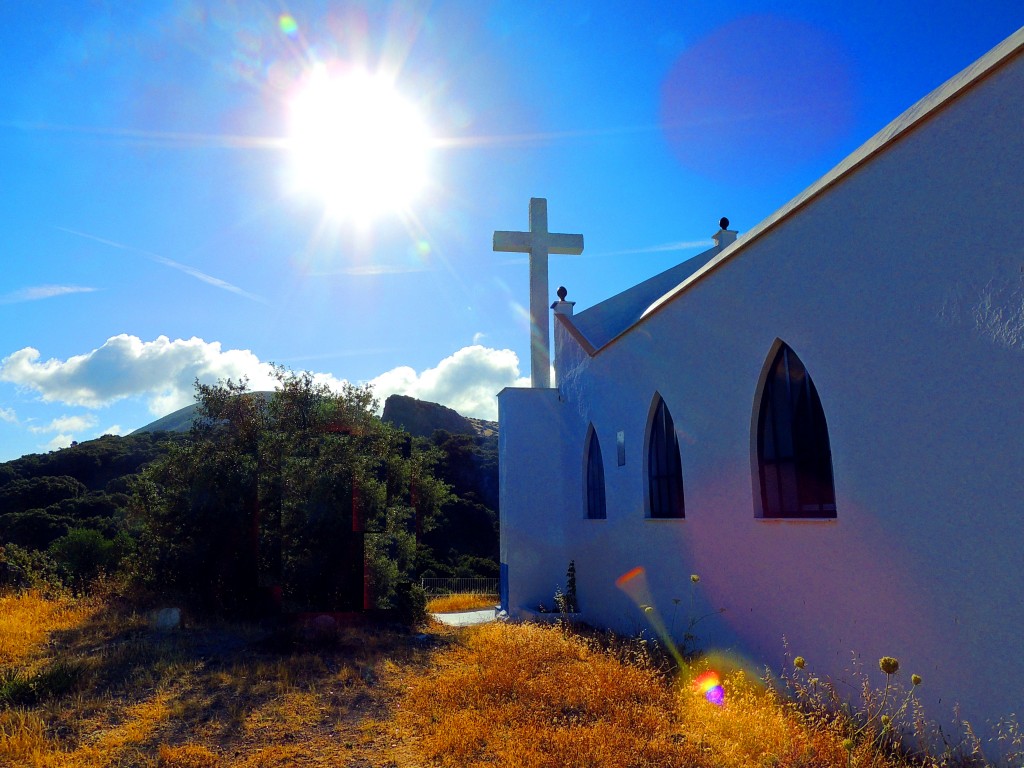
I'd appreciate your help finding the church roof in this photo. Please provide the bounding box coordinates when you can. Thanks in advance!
[561,25,1024,355]
[570,244,721,350]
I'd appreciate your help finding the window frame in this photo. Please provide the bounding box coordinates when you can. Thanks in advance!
[754,342,837,519]
[584,425,607,520]
[646,395,685,519]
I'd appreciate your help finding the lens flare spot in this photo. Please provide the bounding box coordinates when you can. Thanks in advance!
[694,670,725,705]
[694,670,720,693]
[279,14,298,37]
[510,301,530,324]
[615,566,645,588]
[660,14,854,185]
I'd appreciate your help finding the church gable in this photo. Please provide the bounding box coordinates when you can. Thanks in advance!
[571,245,721,349]
[558,28,1024,355]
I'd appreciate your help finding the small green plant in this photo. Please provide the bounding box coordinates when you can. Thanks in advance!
[0,660,86,706]
[48,528,128,590]
[553,560,578,616]
[0,543,63,593]
[780,648,965,765]
[564,560,577,613]
[675,572,724,659]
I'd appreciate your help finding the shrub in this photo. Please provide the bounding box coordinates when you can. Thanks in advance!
[47,528,124,588]
[388,579,427,626]
[0,544,61,592]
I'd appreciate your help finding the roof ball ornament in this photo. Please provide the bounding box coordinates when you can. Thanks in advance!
[557,286,568,301]
[720,217,730,230]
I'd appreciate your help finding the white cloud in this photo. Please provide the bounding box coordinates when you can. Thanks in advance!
[44,433,74,451]
[1,336,528,425]
[29,414,99,434]
[368,345,529,420]
[590,239,711,258]
[0,285,98,304]
[1,334,279,415]
[0,406,16,423]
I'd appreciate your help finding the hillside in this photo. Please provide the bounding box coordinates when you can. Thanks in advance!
[0,431,180,556]
[131,391,275,434]
[381,394,497,439]
[1,392,499,592]
[134,392,499,440]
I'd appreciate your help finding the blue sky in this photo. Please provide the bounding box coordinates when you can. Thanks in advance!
[1,1,1020,462]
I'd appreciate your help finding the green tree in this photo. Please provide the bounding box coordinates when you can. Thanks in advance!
[0,476,87,515]
[47,528,127,588]
[131,432,263,613]
[130,369,450,618]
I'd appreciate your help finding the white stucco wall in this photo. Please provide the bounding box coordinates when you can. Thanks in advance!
[498,387,582,614]
[501,40,1024,747]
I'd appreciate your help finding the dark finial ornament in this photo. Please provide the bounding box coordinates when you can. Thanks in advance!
[556,286,568,301]
[719,217,730,230]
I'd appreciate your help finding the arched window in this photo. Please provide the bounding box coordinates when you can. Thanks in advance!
[647,396,685,518]
[585,426,606,519]
[756,343,836,518]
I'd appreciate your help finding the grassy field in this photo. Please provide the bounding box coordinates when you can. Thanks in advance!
[0,590,424,767]
[0,591,1003,768]
[425,593,498,614]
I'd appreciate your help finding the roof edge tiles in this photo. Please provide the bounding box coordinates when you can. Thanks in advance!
[641,26,1024,324]
[555,26,1024,359]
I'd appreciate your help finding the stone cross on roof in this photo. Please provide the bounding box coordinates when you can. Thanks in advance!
[493,198,584,388]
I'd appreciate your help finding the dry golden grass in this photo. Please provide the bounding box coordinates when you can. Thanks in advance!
[0,592,424,767]
[157,744,221,768]
[0,592,983,768]
[394,621,701,767]
[0,590,98,666]
[426,592,498,613]
[393,622,919,768]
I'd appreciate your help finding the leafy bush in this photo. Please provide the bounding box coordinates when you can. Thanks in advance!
[130,370,451,617]
[47,528,128,588]
[387,579,427,626]
[0,475,87,515]
[0,509,74,550]
[0,544,61,592]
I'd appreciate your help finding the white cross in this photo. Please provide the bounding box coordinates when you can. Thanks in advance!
[493,198,584,388]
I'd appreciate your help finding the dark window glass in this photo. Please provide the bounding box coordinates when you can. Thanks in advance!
[648,398,685,518]
[586,428,606,519]
[757,344,836,518]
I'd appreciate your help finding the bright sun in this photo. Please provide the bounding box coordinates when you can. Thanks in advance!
[287,67,432,222]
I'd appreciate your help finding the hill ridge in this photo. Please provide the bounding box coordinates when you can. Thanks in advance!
[132,392,497,439]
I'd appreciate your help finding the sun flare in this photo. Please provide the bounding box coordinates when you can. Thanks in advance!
[287,66,432,222]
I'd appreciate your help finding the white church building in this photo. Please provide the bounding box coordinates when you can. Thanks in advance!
[497,27,1023,744]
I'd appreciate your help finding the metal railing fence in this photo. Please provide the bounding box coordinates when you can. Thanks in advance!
[420,577,499,595]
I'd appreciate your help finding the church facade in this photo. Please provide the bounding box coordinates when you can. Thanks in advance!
[498,28,1024,744]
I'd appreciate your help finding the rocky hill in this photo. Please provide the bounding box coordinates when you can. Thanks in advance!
[380,395,497,439]
[134,392,497,441]
[131,392,275,434]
